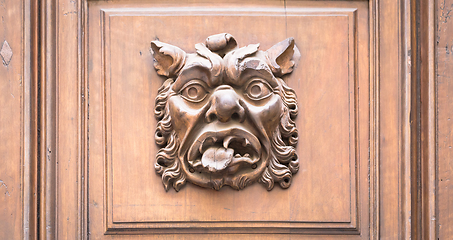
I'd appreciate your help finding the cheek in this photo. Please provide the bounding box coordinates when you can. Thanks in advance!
[247,95,284,132]
[167,96,205,138]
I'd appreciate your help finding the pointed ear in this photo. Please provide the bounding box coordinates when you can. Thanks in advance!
[150,41,186,77]
[266,38,300,76]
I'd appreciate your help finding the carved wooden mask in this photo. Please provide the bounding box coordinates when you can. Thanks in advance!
[151,33,300,191]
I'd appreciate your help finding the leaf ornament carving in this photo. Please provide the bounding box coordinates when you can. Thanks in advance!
[150,41,186,77]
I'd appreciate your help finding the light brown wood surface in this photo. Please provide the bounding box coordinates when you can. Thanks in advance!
[0,0,35,239]
[0,1,23,237]
[82,1,368,238]
[437,0,453,238]
[43,0,416,239]
[0,0,446,239]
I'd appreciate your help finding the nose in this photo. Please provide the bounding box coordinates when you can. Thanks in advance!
[205,86,245,123]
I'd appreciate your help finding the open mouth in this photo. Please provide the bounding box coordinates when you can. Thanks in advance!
[186,128,261,174]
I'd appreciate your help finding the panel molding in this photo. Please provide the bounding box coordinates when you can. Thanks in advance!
[368,0,379,239]
[99,6,360,235]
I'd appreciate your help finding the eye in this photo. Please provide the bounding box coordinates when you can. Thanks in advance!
[180,80,209,102]
[245,79,273,100]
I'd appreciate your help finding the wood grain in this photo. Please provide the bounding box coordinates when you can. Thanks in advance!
[41,0,417,239]
[419,0,437,239]
[437,0,453,238]
[0,0,36,239]
[1,0,446,239]
[81,1,369,236]
[378,0,413,238]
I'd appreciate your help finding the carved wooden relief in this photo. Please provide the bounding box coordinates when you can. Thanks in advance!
[151,33,300,191]
[94,4,367,234]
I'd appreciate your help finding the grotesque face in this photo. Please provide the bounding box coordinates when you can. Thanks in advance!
[152,33,300,191]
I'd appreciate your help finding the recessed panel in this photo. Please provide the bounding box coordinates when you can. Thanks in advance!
[87,1,368,234]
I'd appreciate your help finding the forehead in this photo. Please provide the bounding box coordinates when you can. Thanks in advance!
[172,49,276,91]
[228,55,275,86]
[172,54,212,91]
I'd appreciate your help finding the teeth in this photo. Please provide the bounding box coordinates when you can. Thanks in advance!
[224,136,251,149]
[199,137,217,153]
[223,136,234,149]
[244,153,250,158]
[234,154,241,158]
[198,144,203,154]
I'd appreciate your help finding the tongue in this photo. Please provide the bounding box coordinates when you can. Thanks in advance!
[201,147,234,172]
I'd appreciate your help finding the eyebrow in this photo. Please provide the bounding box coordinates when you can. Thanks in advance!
[172,63,211,92]
[237,59,278,88]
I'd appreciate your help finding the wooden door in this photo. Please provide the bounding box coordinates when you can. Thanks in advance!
[0,0,443,239]
[49,0,403,238]
[43,0,409,239]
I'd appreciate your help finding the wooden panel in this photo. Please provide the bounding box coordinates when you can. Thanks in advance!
[53,0,87,239]
[419,0,436,239]
[0,0,437,239]
[45,0,415,239]
[377,0,413,238]
[0,0,34,239]
[85,0,370,237]
[437,0,453,238]
[105,5,357,225]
